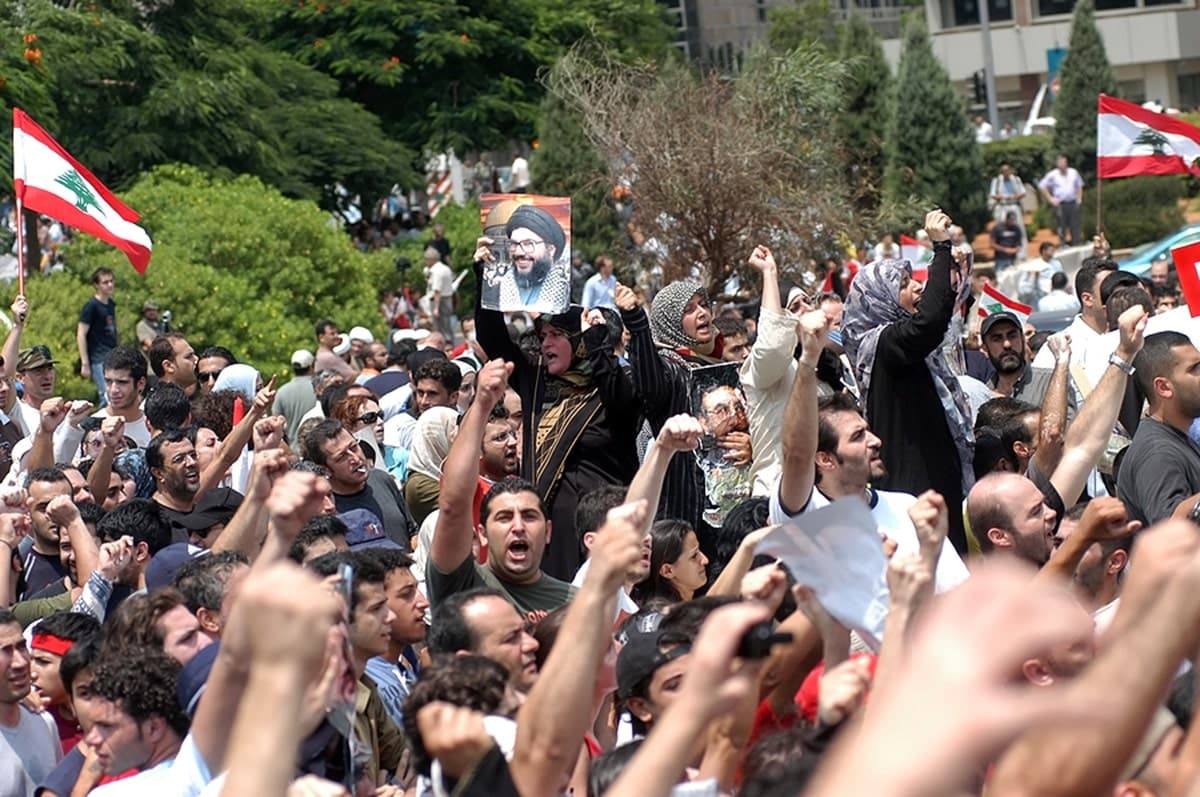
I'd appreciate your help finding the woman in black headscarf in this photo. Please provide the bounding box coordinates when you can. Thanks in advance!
[473,238,641,580]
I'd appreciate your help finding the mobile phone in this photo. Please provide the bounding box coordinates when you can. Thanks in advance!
[1188,501,1200,524]
[336,562,354,621]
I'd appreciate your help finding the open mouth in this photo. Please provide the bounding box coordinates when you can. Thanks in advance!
[508,539,530,562]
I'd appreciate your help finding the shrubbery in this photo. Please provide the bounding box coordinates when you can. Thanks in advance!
[980,136,1054,187]
[18,164,394,402]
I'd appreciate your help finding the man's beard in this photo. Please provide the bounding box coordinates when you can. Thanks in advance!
[991,351,1024,375]
[514,255,553,288]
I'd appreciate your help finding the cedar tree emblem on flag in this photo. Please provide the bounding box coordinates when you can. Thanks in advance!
[55,169,104,216]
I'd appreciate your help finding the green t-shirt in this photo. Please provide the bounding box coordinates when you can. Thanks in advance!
[427,555,575,615]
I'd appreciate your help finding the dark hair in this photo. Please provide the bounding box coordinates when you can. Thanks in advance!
[710,497,770,583]
[147,334,188,378]
[372,548,415,574]
[1106,285,1153,331]
[1134,331,1194,407]
[60,635,103,695]
[532,606,569,671]
[96,499,172,555]
[319,383,356,419]
[426,587,506,655]
[145,427,196,472]
[975,397,1038,432]
[93,645,189,737]
[575,486,628,542]
[659,595,739,639]
[413,359,463,395]
[91,268,114,286]
[1050,271,1068,290]
[33,611,102,648]
[194,391,237,440]
[77,500,106,527]
[740,725,823,797]
[145,382,191,433]
[713,316,747,339]
[479,478,545,525]
[1074,257,1118,304]
[816,393,863,460]
[173,551,249,614]
[102,346,148,383]
[25,467,69,490]
[631,520,694,605]
[302,419,347,467]
[402,655,509,777]
[488,402,511,423]
[973,428,1017,479]
[589,741,645,797]
[196,346,237,367]
[306,550,386,616]
[315,319,337,339]
[287,515,349,563]
[102,588,188,655]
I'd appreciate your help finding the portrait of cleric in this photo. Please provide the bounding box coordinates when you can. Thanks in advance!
[478,194,572,314]
[691,363,753,527]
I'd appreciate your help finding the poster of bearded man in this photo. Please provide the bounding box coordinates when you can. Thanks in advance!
[478,194,572,314]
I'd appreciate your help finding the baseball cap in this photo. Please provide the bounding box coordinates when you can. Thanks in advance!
[173,488,243,533]
[143,300,159,311]
[291,349,315,369]
[980,311,1022,337]
[16,345,55,371]
[176,642,219,718]
[340,507,404,550]
[348,326,375,344]
[145,543,207,591]
[616,620,690,701]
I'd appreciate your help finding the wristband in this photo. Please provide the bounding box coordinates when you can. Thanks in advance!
[1108,354,1135,376]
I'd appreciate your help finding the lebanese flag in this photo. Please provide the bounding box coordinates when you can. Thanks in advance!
[977,282,1032,327]
[1097,94,1200,179]
[12,109,152,273]
[900,234,930,281]
[1171,240,1200,317]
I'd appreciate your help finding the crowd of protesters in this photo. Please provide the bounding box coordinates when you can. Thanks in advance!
[2,205,1200,797]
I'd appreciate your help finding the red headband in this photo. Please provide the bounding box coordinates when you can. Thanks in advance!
[31,633,73,657]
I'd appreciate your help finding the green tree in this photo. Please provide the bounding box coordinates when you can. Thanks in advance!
[1053,0,1116,181]
[530,83,621,262]
[837,12,891,214]
[23,164,395,402]
[0,0,414,212]
[884,13,985,230]
[767,0,841,55]
[267,0,674,156]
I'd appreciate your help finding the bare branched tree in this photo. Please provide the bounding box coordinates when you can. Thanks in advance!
[548,44,870,295]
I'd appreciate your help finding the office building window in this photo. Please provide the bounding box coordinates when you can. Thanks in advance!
[1117,79,1146,103]
[948,0,1013,26]
[1180,73,1200,109]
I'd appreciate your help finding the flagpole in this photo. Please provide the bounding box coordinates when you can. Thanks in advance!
[13,195,24,298]
[1095,176,1103,237]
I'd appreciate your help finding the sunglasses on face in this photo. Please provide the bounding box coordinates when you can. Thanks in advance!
[196,371,222,383]
[357,411,383,425]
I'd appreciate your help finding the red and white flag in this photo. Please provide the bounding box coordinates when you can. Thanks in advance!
[977,282,1032,327]
[1172,240,1200,317]
[900,234,932,281]
[12,109,152,273]
[1097,94,1200,179]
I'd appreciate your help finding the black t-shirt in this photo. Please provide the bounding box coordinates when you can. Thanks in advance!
[363,371,409,400]
[18,549,67,602]
[80,297,117,358]
[991,224,1022,255]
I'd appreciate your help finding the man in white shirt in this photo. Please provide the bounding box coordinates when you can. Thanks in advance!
[426,247,456,342]
[974,115,994,144]
[770,310,969,593]
[0,610,60,795]
[1031,257,1117,369]
[1038,272,1082,313]
[1038,155,1084,245]
[510,153,530,193]
[92,346,151,447]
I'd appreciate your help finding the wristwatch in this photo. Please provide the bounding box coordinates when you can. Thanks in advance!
[1108,353,1135,376]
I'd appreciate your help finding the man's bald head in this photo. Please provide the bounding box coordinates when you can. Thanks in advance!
[967,473,1056,566]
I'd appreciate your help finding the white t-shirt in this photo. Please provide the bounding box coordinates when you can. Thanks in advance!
[572,558,639,621]
[1038,168,1083,202]
[91,408,151,447]
[510,157,530,190]
[768,483,970,594]
[1031,313,1101,369]
[91,734,211,797]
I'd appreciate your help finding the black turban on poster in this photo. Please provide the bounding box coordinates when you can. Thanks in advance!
[505,205,566,258]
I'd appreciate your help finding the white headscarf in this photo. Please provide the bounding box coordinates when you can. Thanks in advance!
[212,363,260,404]
[406,407,459,481]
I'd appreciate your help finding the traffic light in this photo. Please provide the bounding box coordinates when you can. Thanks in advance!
[970,69,987,105]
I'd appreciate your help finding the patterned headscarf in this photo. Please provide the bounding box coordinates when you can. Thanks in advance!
[406,407,459,482]
[842,258,975,493]
[650,280,707,351]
